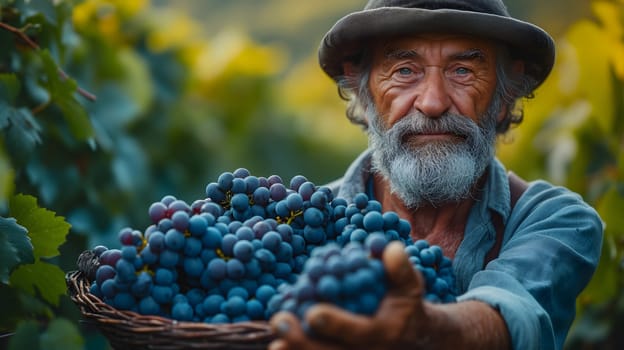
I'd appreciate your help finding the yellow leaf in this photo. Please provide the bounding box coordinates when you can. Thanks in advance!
[592,1,623,38]
[565,20,614,135]
[194,29,287,84]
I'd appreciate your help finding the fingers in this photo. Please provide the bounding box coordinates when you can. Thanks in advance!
[383,241,424,295]
[269,311,344,350]
[304,303,381,343]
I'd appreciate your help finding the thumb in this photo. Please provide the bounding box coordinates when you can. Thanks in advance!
[382,241,424,294]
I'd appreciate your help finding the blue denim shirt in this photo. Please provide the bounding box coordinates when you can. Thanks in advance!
[327,149,604,350]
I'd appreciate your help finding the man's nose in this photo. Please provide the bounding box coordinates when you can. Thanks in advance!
[413,71,451,118]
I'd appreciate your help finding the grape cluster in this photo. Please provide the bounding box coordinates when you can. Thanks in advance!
[267,236,457,320]
[87,169,456,323]
[267,239,388,319]
[405,239,457,303]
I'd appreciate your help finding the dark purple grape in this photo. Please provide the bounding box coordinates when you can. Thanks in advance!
[99,249,122,267]
[233,168,251,179]
[95,265,116,286]
[269,183,287,201]
[149,202,168,223]
[289,175,308,192]
[92,245,108,257]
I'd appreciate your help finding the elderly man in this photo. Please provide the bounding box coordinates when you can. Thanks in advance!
[268,0,604,349]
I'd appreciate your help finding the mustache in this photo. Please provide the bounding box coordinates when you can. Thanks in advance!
[383,112,483,143]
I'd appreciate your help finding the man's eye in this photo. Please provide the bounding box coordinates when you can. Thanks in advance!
[455,67,471,75]
[397,67,413,75]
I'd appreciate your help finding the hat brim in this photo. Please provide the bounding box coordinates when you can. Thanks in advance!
[319,8,555,89]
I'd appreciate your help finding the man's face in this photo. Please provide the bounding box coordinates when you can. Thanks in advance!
[366,34,501,208]
[368,33,499,129]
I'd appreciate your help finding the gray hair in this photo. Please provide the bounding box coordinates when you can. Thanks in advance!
[335,45,538,134]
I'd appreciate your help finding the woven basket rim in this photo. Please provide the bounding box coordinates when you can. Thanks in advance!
[66,264,276,349]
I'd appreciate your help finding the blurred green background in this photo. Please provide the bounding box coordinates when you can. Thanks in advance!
[0,0,622,349]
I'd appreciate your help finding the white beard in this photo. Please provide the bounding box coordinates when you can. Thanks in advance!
[367,100,500,208]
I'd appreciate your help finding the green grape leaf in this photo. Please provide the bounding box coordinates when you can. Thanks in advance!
[55,95,94,140]
[38,50,93,140]
[39,318,84,350]
[3,106,41,160]
[9,194,70,260]
[0,217,34,284]
[9,260,66,306]
[0,146,15,204]
[8,320,40,350]
[0,73,20,105]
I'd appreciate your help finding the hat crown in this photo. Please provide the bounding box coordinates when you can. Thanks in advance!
[364,0,510,16]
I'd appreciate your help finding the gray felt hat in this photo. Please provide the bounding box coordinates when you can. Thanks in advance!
[318,0,555,89]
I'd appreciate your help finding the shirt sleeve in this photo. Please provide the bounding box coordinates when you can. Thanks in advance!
[458,180,604,350]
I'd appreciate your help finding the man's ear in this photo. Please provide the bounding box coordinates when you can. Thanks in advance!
[342,61,358,78]
[512,59,525,75]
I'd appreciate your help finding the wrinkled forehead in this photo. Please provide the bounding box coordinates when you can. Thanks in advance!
[370,33,499,61]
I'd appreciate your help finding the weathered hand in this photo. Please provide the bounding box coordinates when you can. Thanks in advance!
[268,241,430,350]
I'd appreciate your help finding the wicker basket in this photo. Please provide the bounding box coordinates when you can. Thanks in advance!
[65,251,276,350]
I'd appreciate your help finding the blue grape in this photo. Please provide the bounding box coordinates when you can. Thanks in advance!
[164,229,186,251]
[261,231,282,252]
[286,193,304,211]
[115,259,137,283]
[202,227,222,249]
[172,302,194,321]
[148,231,166,253]
[159,249,179,268]
[235,226,254,241]
[246,299,265,320]
[207,259,227,280]
[188,215,208,236]
[113,292,135,310]
[227,286,249,300]
[221,296,247,317]
[316,275,340,302]
[138,296,160,315]
[100,279,116,299]
[226,259,246,280]
[131,271,153,298]
[202,294,225,316]
[303,207,324,227]
[209,313,230,324]
[233,240,254,262]
[152,285,174,304]
[184,237,203,257]
[231,178,246,194]
[154,268,175,285]
[184,257,204,277]
[255,285,276,305]
[95,265,116,286]
[255,248,277,272]
[217,172,234,191]
[231,193,250,212]
[171,210,190,232]
[362,211,384,231]
[233,168,250,179]
[297,182,315,201]
[365,232,388,258]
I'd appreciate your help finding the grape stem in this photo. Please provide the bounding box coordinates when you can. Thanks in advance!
[0,21,98,102]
